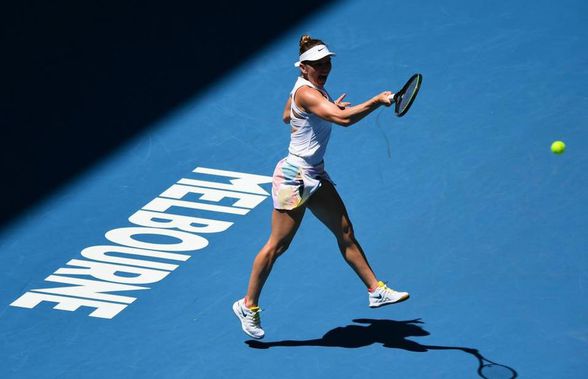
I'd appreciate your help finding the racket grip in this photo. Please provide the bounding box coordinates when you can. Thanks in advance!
[388,94,396,102]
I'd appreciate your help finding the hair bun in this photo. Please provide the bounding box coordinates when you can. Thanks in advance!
[298,34,325,55]
[299,34,312,47]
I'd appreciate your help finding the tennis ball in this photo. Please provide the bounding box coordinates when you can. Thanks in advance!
[551,141,566,154]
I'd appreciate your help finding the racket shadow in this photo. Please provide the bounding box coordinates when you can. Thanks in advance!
[246,318,517,379]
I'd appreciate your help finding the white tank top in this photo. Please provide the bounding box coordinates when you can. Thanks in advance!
[287,77,333,166]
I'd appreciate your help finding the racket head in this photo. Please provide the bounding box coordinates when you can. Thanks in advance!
[394,73,422,117]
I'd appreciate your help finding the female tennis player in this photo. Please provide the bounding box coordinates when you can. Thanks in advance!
[233,35,409,339]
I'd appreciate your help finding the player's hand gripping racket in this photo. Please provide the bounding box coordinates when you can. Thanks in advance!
[389,73,422,117]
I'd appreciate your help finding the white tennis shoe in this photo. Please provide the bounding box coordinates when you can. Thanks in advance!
[233,298,264,339]
[368,281,410,308]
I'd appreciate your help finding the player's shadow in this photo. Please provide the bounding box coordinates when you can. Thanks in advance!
[246,319,517,379]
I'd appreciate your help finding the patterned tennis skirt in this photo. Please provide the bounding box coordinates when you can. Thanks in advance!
[272,155,334,210]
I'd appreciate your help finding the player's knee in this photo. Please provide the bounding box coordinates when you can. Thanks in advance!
[339,221,355,246]
[266,238,292,259]
[275,240,292,257]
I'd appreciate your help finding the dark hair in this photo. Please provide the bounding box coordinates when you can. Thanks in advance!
[299,34,326,55]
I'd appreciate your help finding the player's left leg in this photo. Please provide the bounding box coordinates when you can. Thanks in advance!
[306,180,409,307]
[306,180,378,288]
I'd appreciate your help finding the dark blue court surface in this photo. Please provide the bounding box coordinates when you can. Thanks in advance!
[1,1,587,378]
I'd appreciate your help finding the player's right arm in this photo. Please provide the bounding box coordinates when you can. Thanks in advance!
[297,86,393,127]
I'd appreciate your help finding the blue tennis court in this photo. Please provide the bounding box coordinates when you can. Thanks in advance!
[1,0,587,378]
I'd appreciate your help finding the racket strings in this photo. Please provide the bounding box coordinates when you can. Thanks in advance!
[395,73,422,117]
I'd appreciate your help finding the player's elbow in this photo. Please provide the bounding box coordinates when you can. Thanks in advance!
[330,110,356,127]
[282,110,291,124]
[333,117,354,127]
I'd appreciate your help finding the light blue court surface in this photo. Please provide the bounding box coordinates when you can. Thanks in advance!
[1,0,587,378]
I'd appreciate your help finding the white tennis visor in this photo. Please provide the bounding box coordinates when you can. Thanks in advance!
[294,44,336,67]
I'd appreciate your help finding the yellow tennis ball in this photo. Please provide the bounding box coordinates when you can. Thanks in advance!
[551,141,566,154]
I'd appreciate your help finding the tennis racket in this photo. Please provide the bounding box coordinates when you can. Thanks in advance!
[388,73,423,117]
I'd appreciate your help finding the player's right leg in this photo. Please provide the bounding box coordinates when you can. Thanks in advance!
[234,207,305,339]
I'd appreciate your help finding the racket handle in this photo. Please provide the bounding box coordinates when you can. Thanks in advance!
[388,93,396,102]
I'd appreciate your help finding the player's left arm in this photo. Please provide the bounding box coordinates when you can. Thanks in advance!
[282,96,292,124]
